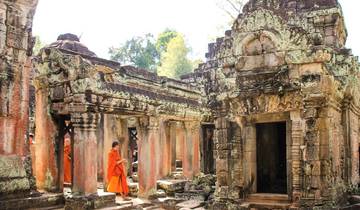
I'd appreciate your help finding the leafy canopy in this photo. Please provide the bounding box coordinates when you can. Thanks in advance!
[109,34,159,72]
[157,34,193,79]
[156,29,179,55]
[109,30,202,78]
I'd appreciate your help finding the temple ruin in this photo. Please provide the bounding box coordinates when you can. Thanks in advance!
[2,0,360,209]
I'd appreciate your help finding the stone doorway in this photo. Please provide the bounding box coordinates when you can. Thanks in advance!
[256,122,287,194]
[128,127,138,176]
[201,125,215,174]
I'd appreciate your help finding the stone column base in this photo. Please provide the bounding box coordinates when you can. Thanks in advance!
[65,192,116,210]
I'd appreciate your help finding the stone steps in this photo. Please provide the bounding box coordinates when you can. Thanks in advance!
[27,204,64,210]
[247,193,289,204]
[0,193,65,210]
[240,201,291,209]
[98,199,137,210]
[242,194,291,209]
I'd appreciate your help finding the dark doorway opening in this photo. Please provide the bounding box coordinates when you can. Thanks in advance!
[202,125,215,174]
[128,127,138,176]
[256,122,287,194]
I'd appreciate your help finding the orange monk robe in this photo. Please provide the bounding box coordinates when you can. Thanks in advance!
[107,149,129,195]
[64,144,72,183]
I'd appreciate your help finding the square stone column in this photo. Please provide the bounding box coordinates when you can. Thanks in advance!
[169,121,177,172]
[176,122,185,165]
[34,87,60,191]
[183,121,201,179]
[214,116,231,202]
[157,119,171,179]
[138,117,158,198]
[71,113,100,195]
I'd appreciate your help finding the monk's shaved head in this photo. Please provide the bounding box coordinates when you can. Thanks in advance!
[112,141,119,148]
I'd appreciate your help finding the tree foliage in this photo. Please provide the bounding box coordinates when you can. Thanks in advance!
[156,29,179,55]
[109,30,201,78]
[109,34,159,72]
[33,36,45,55]
[157,34,193,79]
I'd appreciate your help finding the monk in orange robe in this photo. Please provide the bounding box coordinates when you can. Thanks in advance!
[107,141,129,197]
[64,134,72,183]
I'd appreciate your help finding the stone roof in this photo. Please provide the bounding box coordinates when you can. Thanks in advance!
[243,0,339,14]
[48,33,97,57]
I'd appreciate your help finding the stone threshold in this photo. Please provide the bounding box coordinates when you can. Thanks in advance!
[241,193,292,209]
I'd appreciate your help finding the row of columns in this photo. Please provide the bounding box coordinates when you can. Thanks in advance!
[136,117,201,197]
[35,111,202,198]
[101,115,202,197]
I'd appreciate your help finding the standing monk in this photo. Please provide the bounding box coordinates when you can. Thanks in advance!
[64,134,72,183]
[107,141,129,197]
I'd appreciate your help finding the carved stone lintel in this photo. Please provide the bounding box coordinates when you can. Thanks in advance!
[71,112,99,131]
[138,116,159,131]
[184,121,201,134]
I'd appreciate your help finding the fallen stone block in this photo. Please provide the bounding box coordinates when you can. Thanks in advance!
[175,190,207,201]
[157,180,188,195]
[176,200,204,209]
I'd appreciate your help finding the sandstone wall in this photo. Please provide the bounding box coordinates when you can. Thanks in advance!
[0,0,38,198]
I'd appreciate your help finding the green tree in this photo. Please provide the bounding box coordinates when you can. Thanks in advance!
[109,34,159,72]
[157,34,193,79]
[156,29,179,55]
[33,36,45,55]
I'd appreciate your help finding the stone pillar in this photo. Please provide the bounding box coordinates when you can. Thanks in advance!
[290,112,303,204]
[229,122,242,200]
[157,119,171,179]
[169,121,177,172]
[138,117,158,198]
[183,121,201,179]
[176,122,185,162]
[103,114,114,190]
[214,116,231,203]
[349,111,359,184]
[71,113,99,195]
[302,103,322,201]
[34,87,59,191]
[119,119,130,172]
[96,114,104,181]
[243,124,256,193]
[192,123,201,176]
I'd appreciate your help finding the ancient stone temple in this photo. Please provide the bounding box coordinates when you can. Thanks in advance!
[2,0,360,209]
[182,0,360,208]
[32,33,211,208]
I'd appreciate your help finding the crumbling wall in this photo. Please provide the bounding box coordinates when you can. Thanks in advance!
[0,0,38,199]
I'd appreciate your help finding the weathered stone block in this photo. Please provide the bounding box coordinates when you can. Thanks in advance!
[0,156,27,178]
[0,156,30,197]
[175,191,206,202]
[176,200,204,209]
[157,180,188,194]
